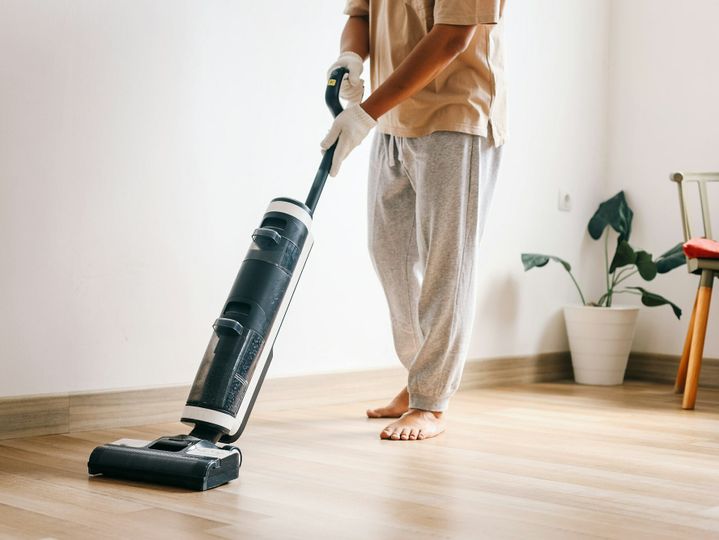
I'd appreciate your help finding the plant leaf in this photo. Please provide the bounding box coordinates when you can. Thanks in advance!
[627,286,682,319]
[609,240,636,273]
[521,253,571,272]
[635,250,657,281]
[656,242,687,273]
[588,191,634,242]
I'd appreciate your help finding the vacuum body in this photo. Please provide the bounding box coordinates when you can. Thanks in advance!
[181,197,313,442]
[88,68,347,490]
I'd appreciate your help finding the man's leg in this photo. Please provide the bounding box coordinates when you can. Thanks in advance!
[381,131,502,440]
[366,132,422,418]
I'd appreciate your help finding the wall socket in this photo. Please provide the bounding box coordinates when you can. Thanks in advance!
[558,189,572,212]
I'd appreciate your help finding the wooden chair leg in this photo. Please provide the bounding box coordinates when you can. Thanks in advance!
[682,270,714,410]
[675,288,699,393]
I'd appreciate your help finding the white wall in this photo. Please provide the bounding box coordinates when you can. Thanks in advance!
[471,0,610,359]
[607,0,719,358]
[0,0,611,397]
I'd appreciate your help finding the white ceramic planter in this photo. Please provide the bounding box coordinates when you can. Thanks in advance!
[563,305,639,385]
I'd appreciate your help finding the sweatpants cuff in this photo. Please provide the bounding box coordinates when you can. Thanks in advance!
[409,394,450,412]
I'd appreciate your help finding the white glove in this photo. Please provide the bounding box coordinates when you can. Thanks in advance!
[327,51,365,104]
[320,103,377,177]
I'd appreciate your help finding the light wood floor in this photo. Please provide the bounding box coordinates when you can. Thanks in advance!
[1,382,719,540]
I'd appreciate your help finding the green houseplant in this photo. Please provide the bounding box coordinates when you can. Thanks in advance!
[521,191,685,385]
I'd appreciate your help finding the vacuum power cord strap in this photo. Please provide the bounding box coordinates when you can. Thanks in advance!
[305,66,348,215]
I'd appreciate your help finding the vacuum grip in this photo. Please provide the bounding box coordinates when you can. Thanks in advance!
[325,67,348,118]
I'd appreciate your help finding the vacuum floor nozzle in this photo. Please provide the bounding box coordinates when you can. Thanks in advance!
[88,435,241,491]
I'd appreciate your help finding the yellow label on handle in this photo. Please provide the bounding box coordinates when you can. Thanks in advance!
[328,79,337,86]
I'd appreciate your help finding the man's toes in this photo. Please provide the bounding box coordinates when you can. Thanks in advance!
[367,408,379,418]
[408,428,418,440]
[390,428,401,440]
[417,429,425,440]
[399,428,411,440]
[380,426,393,439]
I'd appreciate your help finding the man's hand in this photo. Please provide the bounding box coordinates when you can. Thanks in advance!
[327,51,366,104]
[320,15,371,177]
[320,103,377,177]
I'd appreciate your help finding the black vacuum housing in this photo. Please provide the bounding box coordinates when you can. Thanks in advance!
[182,197,312,442]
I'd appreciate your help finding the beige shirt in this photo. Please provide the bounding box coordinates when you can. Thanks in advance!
[344,0,507,145]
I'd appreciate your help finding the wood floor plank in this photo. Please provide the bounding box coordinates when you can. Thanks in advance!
[0,382,718,539]
[0,503,100,540]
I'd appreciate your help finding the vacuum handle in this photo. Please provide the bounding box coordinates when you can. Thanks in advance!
[304,66,348,215]
[325,67,347,118]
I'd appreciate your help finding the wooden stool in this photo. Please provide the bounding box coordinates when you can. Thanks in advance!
[671,173,719,409]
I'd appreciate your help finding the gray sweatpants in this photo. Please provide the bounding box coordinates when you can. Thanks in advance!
[367,130,502,412]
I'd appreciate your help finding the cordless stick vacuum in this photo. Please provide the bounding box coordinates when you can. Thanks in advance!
[87,68,348,491]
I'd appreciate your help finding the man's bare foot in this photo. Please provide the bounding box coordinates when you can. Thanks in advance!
[366,387,410,418]
[380,409,445,441]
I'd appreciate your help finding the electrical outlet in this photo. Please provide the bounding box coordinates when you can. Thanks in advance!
[558,189,572,212]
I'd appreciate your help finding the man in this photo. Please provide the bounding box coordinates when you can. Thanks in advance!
[321,0,506,441]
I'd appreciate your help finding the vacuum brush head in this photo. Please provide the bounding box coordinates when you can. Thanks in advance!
[88,435,241,491]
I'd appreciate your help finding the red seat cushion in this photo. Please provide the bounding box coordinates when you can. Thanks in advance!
[683,237,719,259]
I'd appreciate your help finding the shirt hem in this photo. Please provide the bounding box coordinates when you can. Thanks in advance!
[378,122,506,146]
